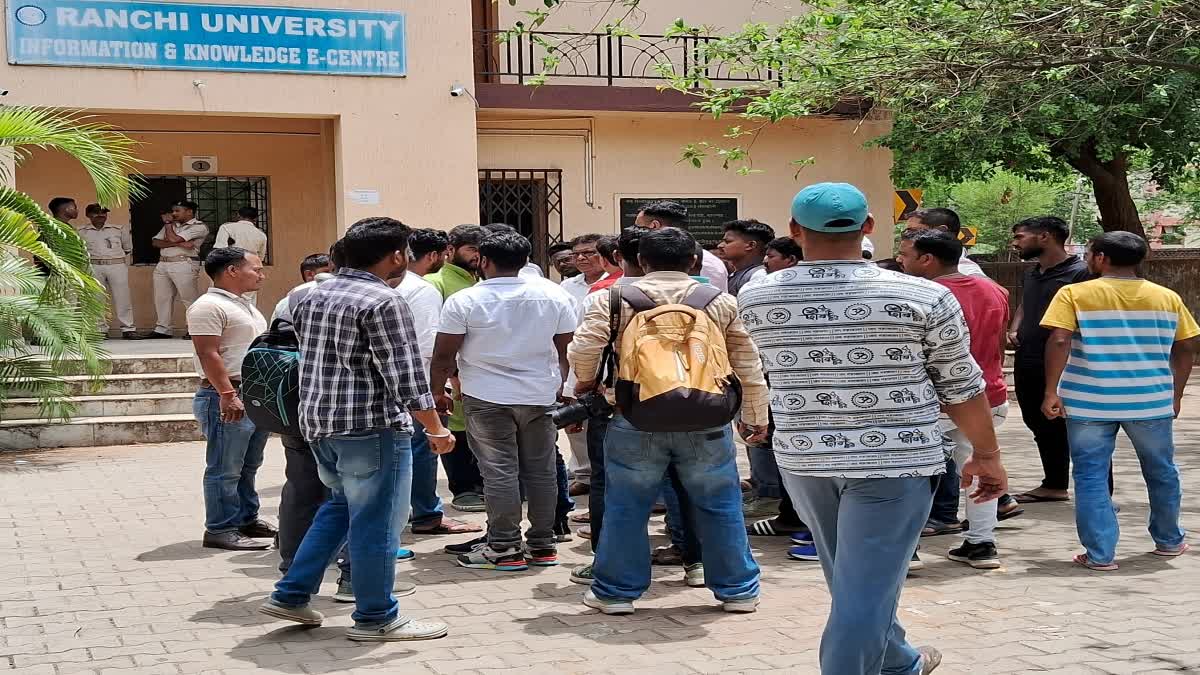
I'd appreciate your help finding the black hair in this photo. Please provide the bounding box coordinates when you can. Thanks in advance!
[237,206,258,220]
[48,197,75,217]
[1089,231,1148,267]
[618,226,651,265]
[409,228,450,259]
[902,228,962,266]
[639,201,688,228]
[723,219,775,249]
[1013,215,1070,244]
[329,239,346,270]
[571,233,604,248]
[875,258,903,272]
[597,236,620,266]
[159,208,173,216]
[766,236,803,261]
[479,231,531,272]
[909,207,961,236]
[483,222,518,235]
[173,200,199,212]
[342,217,410,269]
[548,242,573,257]
[299,253,330,280]
[639,227,698,272]
[448,224,485,248]
[204,246,249,279]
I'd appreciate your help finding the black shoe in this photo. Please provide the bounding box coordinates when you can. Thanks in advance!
[553,518,572,542]
[443,535,487,555]
[947,541,1001,569]
[141,331,173,340]
[239,519,279,539]
[203,531,270,551]
[181,333,192,340]
[122,331,142,340]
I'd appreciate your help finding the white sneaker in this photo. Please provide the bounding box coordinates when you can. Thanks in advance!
[346,616,448,641]
[722,596,760,613]
[683,562,705,587]
[583,589,634,615]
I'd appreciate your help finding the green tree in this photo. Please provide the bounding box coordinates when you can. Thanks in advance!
[0,108,141,420]
[947,170,1062,252]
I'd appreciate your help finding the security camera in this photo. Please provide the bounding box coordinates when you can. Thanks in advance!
[449,85,467,97]
[0,90,9,96]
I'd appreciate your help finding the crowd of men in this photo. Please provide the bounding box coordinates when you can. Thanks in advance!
[50,196,267,339]
[171,186,1194,671]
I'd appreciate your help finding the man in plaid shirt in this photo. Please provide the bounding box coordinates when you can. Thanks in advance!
[259,217,456,643]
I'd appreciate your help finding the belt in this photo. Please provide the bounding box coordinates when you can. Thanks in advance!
[90,257,126,265]
[161,255,199,263]
[201,378,242,391]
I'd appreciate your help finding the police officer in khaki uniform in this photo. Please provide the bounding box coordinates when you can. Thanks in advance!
[145,200,208,339]
[77,204,138,339]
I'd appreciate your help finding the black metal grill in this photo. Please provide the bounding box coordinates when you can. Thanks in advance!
[129,175,270,265]
[478,169,563,268]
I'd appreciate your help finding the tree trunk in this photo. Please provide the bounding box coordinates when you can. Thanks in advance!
[1056,143,1146,238]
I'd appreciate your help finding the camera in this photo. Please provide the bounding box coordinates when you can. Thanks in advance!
[550,391,613,429]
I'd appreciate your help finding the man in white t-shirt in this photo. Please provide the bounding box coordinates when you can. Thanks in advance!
[430,231,577,572]
[187,247,271,551]
[214,207,269,306]
[636,201,729,293]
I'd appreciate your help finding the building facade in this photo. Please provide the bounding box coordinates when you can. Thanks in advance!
[6,0,893,330]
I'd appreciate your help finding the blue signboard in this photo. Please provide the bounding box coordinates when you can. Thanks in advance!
[6,0,406,76]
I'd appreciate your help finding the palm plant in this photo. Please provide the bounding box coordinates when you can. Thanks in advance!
[0,108,142,420]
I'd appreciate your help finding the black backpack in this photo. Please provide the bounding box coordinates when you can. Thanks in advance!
[240,286,313,437]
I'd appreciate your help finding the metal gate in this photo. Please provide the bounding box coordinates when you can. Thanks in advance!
[478,169,563,268]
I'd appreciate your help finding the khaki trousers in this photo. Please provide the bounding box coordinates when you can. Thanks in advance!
[91,263,135,333]
[153,260,201,334]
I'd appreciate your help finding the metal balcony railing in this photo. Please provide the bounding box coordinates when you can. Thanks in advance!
[474,29,773,85]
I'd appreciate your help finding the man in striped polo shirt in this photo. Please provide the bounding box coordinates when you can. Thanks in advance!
[1041,231,1198,571]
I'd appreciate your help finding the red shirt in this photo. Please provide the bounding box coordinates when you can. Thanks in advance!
[936,273,1010,408]
[589,271,624,294]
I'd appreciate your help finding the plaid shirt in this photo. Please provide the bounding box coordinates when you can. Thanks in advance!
[293,268,435,440]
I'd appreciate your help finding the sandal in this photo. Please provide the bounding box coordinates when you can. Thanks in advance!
[570,511,591,524]
[411,518,483,536]
[921,522,963,537]
[1014,492,1069,504]
[1072,553,1118,571]
[1152,543,1190,557]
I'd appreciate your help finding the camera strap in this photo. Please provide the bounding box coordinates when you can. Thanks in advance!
[601,285,623,387]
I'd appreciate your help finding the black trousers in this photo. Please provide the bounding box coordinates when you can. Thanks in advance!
[586,415,610,553]
[277,434,330,574]
[1014,361,1073,491]
[443,430,485,497]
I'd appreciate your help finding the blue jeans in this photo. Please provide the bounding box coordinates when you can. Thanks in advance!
[193,388,269,534]
[587,414,610,553]
[272,427,413,627]
[781,473,932,675]
[593,416,759,602]
[556,451,575,523]
[409,421,445,528]
[748,444,783,499]
[928,456,960,526]
[1066,418,1185,565]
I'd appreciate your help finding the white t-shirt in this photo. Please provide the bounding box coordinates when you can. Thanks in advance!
[520,262,544,279]
[560,273,607,304]
[439,276,577,406]
[395,271,444,371]
[959,252,986,277]
[701,249,729,292]
[187,287,267,379]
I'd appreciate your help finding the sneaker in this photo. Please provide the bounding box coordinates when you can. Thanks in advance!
[259,599,323,626]
[722,596,760,613]
[332,577,418,603]
[570,563,594,585]
[443,535,487,555]
[789,529,814,546]
[583,590,634,615]
[909,551,926,572]
[787,543,818,561]
[450,492,486,513]
[918,645,942,674]
[456,545,527,571]
[683,562,705,587]
[203,531,269,551]
[554,518,573,542]
[652,544,683,566]
[948,541,1001,569]
[396,548,415,562]
[346,616,448,642]
[741,496,782,519]
[526,547,559,567]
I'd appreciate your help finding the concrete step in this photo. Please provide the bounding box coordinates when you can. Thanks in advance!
[2,393,194,421]
[42,354,194,376]
[0,414,202,450]
[6,372,201,398]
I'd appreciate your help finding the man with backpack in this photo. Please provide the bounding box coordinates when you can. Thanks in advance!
[569,227,769,615]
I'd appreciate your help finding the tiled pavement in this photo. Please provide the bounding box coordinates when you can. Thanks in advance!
[3,396,1200,675]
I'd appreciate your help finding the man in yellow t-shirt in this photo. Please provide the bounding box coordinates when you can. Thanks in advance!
[1040,231,1199,570]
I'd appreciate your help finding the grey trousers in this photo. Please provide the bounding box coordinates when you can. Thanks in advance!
[463,395,558,550]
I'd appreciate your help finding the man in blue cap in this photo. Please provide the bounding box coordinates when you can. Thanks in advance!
[737,183,1009,675]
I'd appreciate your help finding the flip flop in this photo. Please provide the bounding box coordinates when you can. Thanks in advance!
[1014,492,1070,504]
[1152,543,1190,557]
[922,523,963,537]
[411,518,483,535]
[1072,553,1118,571]
[998,505,1026,521]
[570,511,591,524]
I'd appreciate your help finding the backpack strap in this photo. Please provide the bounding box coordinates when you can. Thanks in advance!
[618,285,658,313]
[680,284,723,311]
[601,286,623,387]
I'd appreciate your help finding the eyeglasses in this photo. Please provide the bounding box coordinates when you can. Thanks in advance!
[573,250,599,258]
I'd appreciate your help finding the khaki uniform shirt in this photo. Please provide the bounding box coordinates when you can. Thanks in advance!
[75,223,131,259]
[154,219,208,258]
[214,219,267,259]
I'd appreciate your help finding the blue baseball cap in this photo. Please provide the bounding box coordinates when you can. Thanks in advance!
[790,183,870,232]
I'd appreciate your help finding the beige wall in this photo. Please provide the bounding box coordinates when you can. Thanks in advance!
[2,0,482,230]
[17,114,338,329]
[500,0,799,34]
[477,112,894,253]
